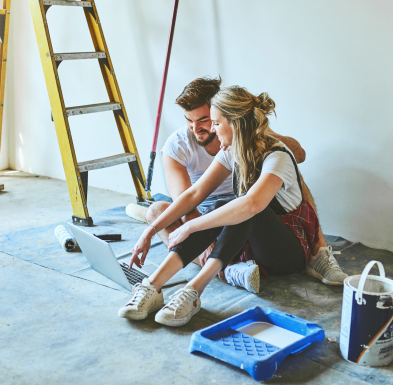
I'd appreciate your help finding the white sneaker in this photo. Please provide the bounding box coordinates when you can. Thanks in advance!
[155,285,201,327]
[306,246,348,285]
[118,278,164,320]
[224,260,260,293]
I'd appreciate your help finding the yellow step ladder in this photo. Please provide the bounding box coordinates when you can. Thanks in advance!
[0,0,11,171]
[29,0,151,226]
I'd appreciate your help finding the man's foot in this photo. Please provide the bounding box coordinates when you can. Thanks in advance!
[155,285,200,327]
[224,260,260,293]
[125,203,148,223]
[118,278,164,320]
[306,246,348,285]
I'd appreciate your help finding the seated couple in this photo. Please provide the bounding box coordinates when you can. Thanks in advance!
[119,77,347,327]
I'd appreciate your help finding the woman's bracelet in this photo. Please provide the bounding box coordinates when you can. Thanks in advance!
[149,224,157,236]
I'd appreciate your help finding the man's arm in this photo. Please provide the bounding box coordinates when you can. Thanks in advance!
[162,153,200,221]
[268,128,306,164]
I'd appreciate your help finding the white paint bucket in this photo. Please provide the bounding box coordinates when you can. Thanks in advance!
[340,260,393,366]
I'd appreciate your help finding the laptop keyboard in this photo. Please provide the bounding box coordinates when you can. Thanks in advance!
[120,262,148,286]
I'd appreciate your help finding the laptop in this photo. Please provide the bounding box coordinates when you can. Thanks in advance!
[67,223,187,292]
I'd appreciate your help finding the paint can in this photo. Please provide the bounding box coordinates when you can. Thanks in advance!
[340,260,393,366]
[55,225,77,252]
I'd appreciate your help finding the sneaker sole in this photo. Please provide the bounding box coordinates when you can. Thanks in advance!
[155,303,201,327]
[247,265,260,293]
[118,301,164,320]
[305,267,344,286]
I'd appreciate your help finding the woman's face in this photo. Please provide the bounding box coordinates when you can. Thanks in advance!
[210,106,233,147]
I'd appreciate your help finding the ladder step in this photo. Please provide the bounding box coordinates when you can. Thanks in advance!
[65,102,121,116]
[78,153,137,172]
[42,1,92,7]
[54,52,106,61]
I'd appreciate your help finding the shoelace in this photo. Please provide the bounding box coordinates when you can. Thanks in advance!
[126,283,154,307]
[326,245,341,269]
[165,287,198,314]
[226,266,246,288]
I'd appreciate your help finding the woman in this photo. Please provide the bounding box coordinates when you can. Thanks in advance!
[118,86,320,327]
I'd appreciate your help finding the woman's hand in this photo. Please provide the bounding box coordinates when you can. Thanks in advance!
[129,227,155,269]
[168,223,191,250]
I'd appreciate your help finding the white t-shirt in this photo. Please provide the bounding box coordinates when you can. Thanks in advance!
[215,143,302,212]
[161,126,234,204]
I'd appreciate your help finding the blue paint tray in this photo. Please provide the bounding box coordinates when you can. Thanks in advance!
[189,306,324,382]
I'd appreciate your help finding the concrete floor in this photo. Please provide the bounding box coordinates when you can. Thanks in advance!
[1,171,393,385]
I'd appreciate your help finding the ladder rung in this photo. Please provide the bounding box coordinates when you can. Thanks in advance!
[53,52,106,61]
[78,153,137,172]
[65,102,121,116]
[42,1,92,7]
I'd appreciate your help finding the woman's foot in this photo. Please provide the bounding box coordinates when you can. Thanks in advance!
[118,278,164,320]
[306,246,348,285]
[224,261,260,293]
[155,285,201,327]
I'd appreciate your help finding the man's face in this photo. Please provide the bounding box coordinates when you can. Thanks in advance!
[184,104,216,147]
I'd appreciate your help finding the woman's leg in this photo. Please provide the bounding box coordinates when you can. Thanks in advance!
[187,258,224,295]
[208,206,305,275]
[148,251,184,291]
[248,207,305,275]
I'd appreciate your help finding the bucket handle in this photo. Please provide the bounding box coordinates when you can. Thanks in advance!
[356,260,385,305]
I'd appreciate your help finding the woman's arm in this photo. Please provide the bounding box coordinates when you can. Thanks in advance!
[130,160,231,267]
[168,172,283,249]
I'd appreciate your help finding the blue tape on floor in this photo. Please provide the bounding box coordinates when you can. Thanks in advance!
[0,206,206,293]
[0,207,171,292]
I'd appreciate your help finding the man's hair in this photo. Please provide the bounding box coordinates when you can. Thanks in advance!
[175,76,222,111]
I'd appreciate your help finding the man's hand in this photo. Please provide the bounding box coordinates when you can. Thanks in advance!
[268,129,306,164]
[129,227,154,269]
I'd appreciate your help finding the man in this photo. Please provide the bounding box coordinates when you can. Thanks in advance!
[127,77,347,288]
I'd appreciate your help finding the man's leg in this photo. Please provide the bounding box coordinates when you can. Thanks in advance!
[299,175,327,257]
[145,201,204,266]
[299,174,347,284]
[145,201,186,246]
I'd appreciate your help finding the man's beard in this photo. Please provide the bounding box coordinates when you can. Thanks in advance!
[190,129,217,147]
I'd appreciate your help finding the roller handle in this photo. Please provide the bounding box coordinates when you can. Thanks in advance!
[94,234,122,241]
[356,260,385,305]
[144,151,156,193]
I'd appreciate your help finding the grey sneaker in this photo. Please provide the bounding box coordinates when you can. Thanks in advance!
[155,285,201,327]
[224,260,260,293]
[306,246,348,285]
[118,278,164,320]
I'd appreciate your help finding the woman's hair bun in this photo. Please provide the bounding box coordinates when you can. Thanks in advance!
[255,92,275,115]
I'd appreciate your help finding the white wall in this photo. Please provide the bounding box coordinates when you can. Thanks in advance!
[3,0,393,251]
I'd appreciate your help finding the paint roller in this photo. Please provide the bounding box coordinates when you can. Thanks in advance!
[55,225,77,252]
[55,225,122,252]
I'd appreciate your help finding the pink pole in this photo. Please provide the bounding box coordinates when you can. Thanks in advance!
[145,0,179,194]
[152,0,179,152]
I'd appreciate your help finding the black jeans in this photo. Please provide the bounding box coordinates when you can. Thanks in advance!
[171,200,306,276]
